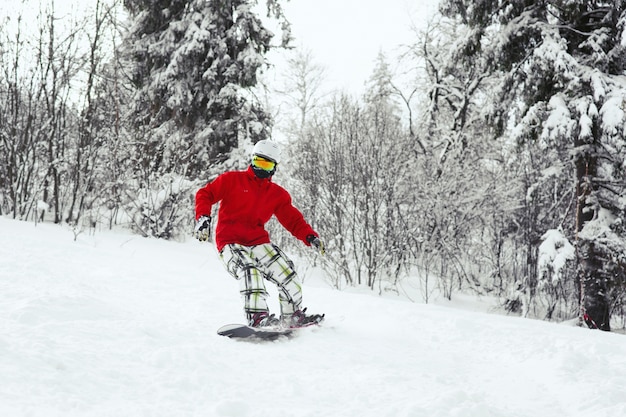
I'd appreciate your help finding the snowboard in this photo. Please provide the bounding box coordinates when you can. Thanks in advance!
[217,323,293,341]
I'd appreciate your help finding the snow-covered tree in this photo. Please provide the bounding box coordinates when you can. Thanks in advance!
[287,57,416,291]
[273,47,327,136]
[403,15,505,301]
[440,0,626,330]
[122,0,290,178]
[0,2,89,223]
[66,0,123,228]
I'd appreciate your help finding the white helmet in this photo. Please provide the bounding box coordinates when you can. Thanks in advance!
[252,140,281,163]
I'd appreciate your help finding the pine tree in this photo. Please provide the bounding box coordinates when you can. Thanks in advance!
[440,0,626,330]
[122,0,289,178]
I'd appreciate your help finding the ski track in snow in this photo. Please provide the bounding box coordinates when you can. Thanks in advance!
[1,217,625,417]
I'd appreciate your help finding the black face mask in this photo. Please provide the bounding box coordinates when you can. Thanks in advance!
[251,165,275,179]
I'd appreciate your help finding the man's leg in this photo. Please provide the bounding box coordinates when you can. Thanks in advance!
[251,244,303,318]
[220,244,270,322]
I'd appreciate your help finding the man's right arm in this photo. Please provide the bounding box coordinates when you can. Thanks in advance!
[195,174,226,219]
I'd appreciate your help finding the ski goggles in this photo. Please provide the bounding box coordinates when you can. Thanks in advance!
[252,155,276,171]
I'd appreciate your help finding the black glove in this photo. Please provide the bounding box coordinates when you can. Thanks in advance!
[194,215,212,242]
[307,234,325,255]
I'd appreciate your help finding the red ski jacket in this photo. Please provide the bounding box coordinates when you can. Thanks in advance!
[195,166,318,252]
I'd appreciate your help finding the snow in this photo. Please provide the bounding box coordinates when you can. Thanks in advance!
[2,216,626,417]
[600,93,626,138]
[579,207,618,241]
[538,229,575,285]
[541,95,574,144]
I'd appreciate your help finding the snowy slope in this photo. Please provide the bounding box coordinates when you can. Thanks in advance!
[1,217,625,417]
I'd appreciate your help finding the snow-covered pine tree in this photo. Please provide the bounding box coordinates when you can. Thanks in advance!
[116,0,290,238]
[122,0,290,178]
[440,0,626,330]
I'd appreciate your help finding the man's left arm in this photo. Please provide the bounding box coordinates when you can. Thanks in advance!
[274,193,318,246]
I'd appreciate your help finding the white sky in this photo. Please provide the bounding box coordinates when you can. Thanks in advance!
[275,0,439,94]
[2,0,438,96]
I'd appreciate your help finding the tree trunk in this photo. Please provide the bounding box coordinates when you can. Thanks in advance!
[576,156,610,331]
[578,240,610,330]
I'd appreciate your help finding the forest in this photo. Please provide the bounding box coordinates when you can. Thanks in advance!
[1,0,625,331]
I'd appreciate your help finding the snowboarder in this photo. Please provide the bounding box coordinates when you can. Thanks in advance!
[194,140,325,328]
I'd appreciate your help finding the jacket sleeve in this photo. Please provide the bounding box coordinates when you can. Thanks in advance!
[195,174,224,220]
[274,191,317,246]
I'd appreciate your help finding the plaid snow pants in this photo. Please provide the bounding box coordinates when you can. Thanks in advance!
[219,243,303,321]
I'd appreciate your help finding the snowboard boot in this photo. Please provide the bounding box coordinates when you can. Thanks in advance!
[249,311,280,328]
[285,308,325,328]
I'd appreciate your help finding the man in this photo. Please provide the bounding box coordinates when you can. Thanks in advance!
[194,140,325,328]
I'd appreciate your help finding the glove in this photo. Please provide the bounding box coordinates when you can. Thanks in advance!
[194,215,212,242]
[307,234,325,255]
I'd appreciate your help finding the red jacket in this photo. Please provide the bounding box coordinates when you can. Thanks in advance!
[195,166,317,252]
